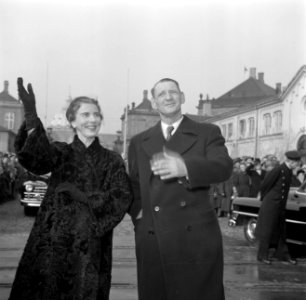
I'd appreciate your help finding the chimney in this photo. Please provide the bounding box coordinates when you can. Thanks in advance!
[197,93,212,116]
[276,82,282,95]
[196,94,204,115]
[3,80,9,93]
[249,68,256,79]
[258,72,264,83]
[143,90,148,99]
[131,102,135,109]
[204,94,212,116]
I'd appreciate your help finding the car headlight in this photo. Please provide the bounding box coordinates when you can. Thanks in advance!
[25,184,34,192]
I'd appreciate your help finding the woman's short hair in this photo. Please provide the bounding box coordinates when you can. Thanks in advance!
[65,96,103,123]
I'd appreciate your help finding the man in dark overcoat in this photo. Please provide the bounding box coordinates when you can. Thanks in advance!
[128,78,233,300]
[256,150,301,265]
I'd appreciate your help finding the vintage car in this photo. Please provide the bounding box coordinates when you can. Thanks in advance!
[230,182,306,246]
[19,172,49,215]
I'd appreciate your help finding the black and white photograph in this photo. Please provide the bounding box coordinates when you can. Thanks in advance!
[0,0,305,299]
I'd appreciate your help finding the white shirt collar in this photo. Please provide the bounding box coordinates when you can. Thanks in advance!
[161,116,184,139]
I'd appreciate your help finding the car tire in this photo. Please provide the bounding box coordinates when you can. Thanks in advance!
[243,217,258,245]
[24,206,36,216]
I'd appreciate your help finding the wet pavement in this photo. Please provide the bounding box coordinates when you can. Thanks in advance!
[0,200,305,299]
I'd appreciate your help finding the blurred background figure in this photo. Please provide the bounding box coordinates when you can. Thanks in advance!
[0,164,11,203]
[233,162,250,197]
[218,176,234,218]
[246,159,266,198]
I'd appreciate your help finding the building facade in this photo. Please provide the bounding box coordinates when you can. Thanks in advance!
[209,66,306,161]
[0,81,24,152]
[121,90,160,156]
[121,66,306,162]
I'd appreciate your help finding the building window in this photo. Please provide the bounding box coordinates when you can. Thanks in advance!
[221,124,227,139]
[273,110,282,132]
[263,113,272,135]
[239,119,246,138]
[4,112,15,130]
[248,117,255,137]
[228,123,233,139]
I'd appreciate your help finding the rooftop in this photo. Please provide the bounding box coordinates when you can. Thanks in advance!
[0,81,19,103]
[212,68,277,108]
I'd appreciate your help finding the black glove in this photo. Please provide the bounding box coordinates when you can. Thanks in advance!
[17,77,38,130]
[55,182,87,203]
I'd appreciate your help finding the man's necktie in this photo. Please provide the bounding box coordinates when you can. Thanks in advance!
[166,125,175,141]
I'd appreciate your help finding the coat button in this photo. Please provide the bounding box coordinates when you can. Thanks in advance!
[180,201,186,207]
[154,206,160,212]
[186,225,192,231]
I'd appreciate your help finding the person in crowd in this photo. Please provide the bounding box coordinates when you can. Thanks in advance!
[218,174,234,217]
[9,78,133,300]
[246,159,266,198]
[296,168,305,184]
[6,155,17,198]
[245,157,254,167]
[128,78,233,300]
[264,158,279,172]
[233,162,250,197]
[233,159,241,174]
[1,156,14,200]
[291,162,305,186]
[12,156,26,200]
[209,183,223,215]
[291,164,303,187]
[1,153,9,168]
[255,150,301,265]
[0,164,11,203]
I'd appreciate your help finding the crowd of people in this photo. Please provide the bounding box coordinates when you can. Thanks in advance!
[209,154,306,218]
[0,152,26,202]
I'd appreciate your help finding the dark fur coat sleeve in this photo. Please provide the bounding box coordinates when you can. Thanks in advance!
[14,119,65,175]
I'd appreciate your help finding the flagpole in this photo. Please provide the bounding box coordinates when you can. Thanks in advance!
[122,68,130,159]
[44,62,49,127]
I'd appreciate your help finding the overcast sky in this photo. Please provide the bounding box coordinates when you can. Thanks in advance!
[1,0,305,133]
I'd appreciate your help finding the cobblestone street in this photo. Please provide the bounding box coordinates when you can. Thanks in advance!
[0,199,306,300]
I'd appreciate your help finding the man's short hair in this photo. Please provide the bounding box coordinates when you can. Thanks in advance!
[151,78,181,97]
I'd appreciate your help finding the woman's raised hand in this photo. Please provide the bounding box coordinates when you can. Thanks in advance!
[17,77,38,129]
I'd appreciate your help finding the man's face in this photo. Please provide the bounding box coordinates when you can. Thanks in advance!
[289,160,300,170]
[151,81,185,119]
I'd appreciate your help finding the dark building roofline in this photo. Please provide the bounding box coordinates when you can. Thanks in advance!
[211,73,276,110]
[202,95,280,123]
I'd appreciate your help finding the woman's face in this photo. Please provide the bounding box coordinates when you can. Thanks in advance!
[71,103,102,140]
